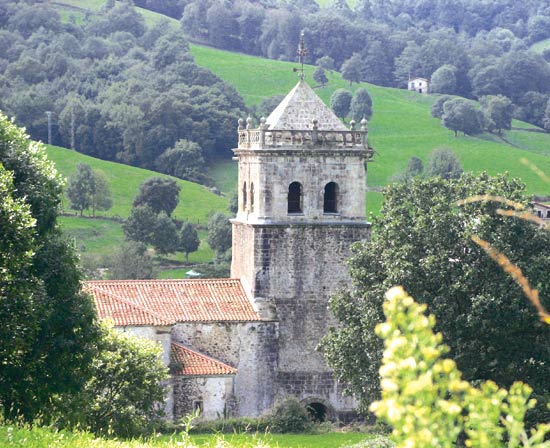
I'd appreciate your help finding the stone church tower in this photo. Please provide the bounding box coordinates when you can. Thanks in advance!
[231,78,373,420]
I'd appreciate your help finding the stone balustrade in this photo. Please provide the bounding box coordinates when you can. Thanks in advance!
[237,128,372,154]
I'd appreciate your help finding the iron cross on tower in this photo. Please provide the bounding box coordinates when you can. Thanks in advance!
[296,31,307,79]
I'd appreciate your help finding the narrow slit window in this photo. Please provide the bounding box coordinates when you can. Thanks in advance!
[250,182,255,212]
[193,400,203,415]
[242,181,247,211]
[288,182,302,213]
[323,182,338,213]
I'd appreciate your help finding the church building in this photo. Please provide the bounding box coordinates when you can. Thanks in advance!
[85,77,374,422]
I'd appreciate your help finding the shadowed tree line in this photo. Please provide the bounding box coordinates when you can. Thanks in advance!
[0,0,246,181]
[137,0,550,129]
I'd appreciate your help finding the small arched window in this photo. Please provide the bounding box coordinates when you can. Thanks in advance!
[250,182,255,212]
[288,182,302,213]
[323,182,338,213]
[242,181,247,211]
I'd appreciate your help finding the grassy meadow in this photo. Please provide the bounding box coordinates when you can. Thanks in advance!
[50,0,550,266]
[47,145,227,223]
[0,423,374,447]
[191,42,550,197]
[54,0,550,196]
[47,145,223,269]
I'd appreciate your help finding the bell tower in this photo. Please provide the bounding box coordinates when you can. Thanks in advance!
[231,78,373,420]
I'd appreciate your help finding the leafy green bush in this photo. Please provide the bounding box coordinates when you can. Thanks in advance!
[55,323,168,438]
[371,286,550,447]
[188,398,314,434]
[267,397,314,433]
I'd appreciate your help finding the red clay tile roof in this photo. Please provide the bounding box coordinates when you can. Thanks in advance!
[84,279,260,326]
[171,342,237,376]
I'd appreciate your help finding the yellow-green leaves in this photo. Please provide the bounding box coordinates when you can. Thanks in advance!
[372,287,550,448]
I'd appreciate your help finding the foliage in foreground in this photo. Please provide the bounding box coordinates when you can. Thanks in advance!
[0,422,374,447]
[0,112,100,421]
[321,173,550,415]
[372,286,550,447]
[56,323,168,437]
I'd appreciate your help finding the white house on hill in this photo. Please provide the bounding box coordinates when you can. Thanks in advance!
[408,77,429,94]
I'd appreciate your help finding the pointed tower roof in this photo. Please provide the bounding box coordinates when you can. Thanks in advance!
[265,80,348,131]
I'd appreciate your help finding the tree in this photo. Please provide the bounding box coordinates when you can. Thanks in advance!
[442,98,484,136]
[316,55,335,72]
[543,97,550,132]
[65,323,168,437]
[424,147,463,179]
[66,163,94,216]
[393,156,424,183]
[179,222,200,261]
[341,53,363,86]
[430,64,457,94]
[330,89,352,120]
[470,65,506,98]
[431,95,451,118]
[206,0,238,50]
[66,164,112,217]
[500,52,550,102]
[206,212,232,260]
[480,95,513,134]
[0,164,39,418]
[90,169,113,217]
[123,205,158,245]
[312,66,328,86]
[133,177,180,216]
[406,156,424,177]
[0,112,99,420]
[517,91,550,128]
[155,139,207,184]
[362,40,395,87]
[258,94,285,117]
[151,212,179,255]
[321,173,550,413]
[350,87,373,120]
[108,242,156,280]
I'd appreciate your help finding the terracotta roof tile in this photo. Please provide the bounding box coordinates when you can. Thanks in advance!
[171,342,236,376]
[84,279,260,326]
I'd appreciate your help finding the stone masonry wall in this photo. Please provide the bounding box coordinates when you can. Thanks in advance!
[171,321,279,417]
[232,222,370,416]
[173,376,235,421]
[235,149,368,223]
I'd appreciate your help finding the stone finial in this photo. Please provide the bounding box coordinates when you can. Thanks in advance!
[260,116,267,129]
[349,119,356,131]
[360,117,368,131]
[311,118,319,130]
[238,118,244,130]
[246,115,253,130]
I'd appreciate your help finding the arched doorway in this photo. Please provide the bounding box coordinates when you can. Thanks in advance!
[306,402,328,422]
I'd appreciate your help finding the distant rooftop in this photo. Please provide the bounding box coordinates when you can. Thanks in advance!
[265,79,348,131]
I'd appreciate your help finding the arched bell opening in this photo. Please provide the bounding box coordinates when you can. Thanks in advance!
[288,181,303,214]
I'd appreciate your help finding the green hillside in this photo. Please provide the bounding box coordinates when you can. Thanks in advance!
[52,0,550,199]
[46,145,226,266]
[47,145,226,222]
[190,44,550,198]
